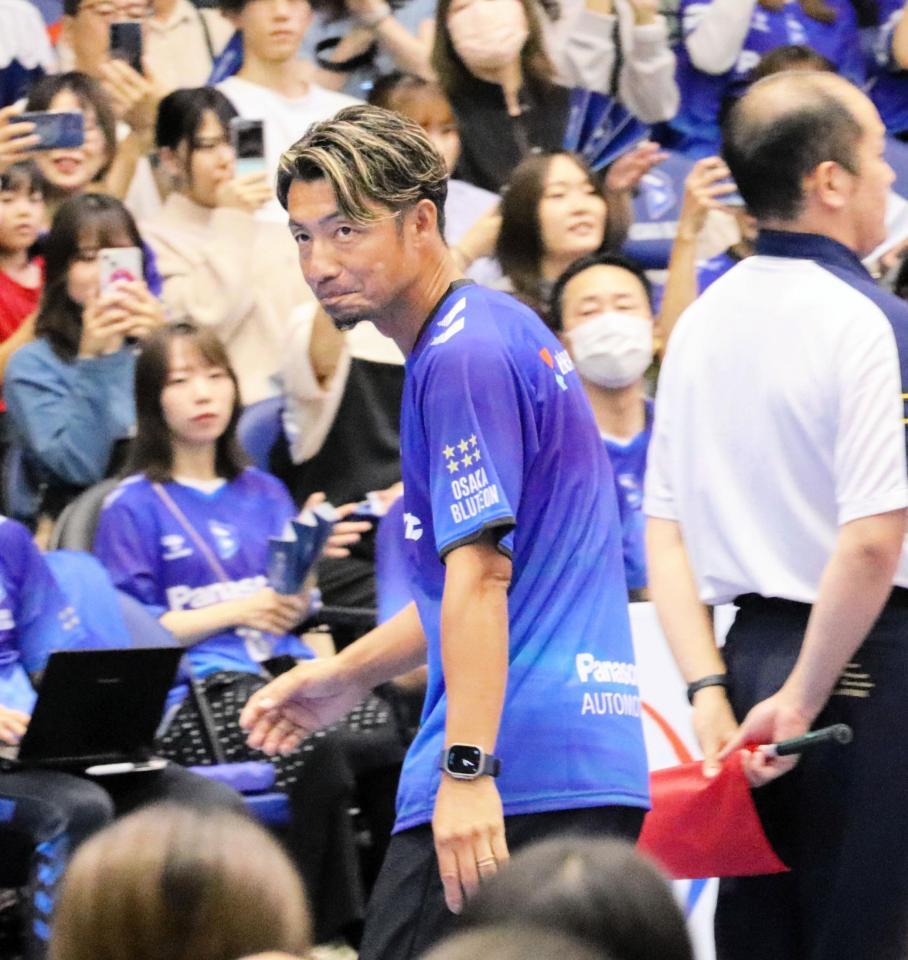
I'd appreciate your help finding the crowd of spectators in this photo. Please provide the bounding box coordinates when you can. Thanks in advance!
[2,0,908,956]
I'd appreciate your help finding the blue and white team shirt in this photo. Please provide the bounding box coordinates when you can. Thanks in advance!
[669,0,864,156]
[870,0,908,137]
[94,469,314,689]
[394,281,650,833]
[604,399,654,593]
[0,516,84,713]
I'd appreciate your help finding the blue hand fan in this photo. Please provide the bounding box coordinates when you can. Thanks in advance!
[563,89,651,172]
[208,30,243,85]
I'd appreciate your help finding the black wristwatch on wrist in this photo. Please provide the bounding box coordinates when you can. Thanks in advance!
[439,744,501,780]
[686,674,729,705]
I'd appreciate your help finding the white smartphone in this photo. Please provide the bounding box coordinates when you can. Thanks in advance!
[99,246,143,291]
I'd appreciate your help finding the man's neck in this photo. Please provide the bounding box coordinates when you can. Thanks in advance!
[586,381,646,441]
[758,216,859,255]
[171,442,219,481]
[238,52,309,98]
[376,249,462,357]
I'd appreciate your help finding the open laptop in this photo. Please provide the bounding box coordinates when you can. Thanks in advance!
[0,648,182,772]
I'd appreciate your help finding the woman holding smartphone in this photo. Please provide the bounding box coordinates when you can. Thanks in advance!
[141,86,316,405]
[3,191,163,533]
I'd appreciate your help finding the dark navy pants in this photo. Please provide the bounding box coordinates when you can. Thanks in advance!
[359,804,645,960]
[715,592,908,960]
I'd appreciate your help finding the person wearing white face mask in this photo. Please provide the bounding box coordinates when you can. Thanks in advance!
[550,252,656,595]
[430,0,670,194]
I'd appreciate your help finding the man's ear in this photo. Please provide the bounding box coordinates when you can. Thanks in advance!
[807,159,851,213]
[412,197,441,242]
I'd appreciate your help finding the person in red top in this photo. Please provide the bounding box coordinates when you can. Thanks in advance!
[0,160,45,448]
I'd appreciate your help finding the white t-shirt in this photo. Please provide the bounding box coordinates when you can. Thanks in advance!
[644,236,908,605]
[217,75,359,222]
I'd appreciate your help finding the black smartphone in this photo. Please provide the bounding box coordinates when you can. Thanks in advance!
[109,21,143,74]
[230,117,266,176]
[17,111,85,150]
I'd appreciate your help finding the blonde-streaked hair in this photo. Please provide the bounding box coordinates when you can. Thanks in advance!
[48,805,312,960]
[276,104,448,235]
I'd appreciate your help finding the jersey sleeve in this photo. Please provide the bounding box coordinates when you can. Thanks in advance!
[833,313,908,524]
[6,524,81,673]
[418,338,527,560]
[94,492,166,617]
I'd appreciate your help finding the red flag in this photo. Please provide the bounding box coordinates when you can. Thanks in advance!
[637,751,789,879]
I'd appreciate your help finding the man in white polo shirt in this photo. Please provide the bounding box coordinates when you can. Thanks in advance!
[645,72,908,960]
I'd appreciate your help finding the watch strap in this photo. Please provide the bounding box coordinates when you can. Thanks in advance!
[687,673,729,705]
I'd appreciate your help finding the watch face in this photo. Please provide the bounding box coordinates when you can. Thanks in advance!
[447,745,482,777]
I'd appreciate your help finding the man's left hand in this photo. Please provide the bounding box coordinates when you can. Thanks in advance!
[718,688,814,787]
[432,774,509,914]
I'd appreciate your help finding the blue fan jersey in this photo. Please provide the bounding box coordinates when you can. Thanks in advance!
[0,516,84,713]
[604,400,654,593]
[94,469,314,688]
[870,0,908,136]
[669,0,864,156]
[394,282,650,833]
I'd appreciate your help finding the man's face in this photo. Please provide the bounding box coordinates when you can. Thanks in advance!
[287,177,416,331]
[230,0,311,64]
[836,88,895,258]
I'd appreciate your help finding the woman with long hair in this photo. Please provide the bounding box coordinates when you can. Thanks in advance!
[92,322,381,946]
[495,150,608,321]
[430,0,676,193]
[4,192,163,530]
[142,86,313,406]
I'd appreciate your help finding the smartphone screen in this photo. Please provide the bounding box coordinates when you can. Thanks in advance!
[230,118,266,176]
[109,21,143,74]
[17,112,85,151]
[99,247,143,291]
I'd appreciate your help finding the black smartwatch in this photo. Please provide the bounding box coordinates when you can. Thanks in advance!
[439,744,501,780]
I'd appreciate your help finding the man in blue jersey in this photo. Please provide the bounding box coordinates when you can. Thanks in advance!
[241,104,650,960]
[548,253,656,596]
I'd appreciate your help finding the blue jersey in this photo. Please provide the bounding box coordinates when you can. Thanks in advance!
[603,399,654,593]
[0,516,83,713]
[870,0,908,136]
[670,0,864,156]
[394,281,649,832]
[93,469,314,686]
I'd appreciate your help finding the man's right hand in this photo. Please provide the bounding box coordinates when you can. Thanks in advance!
[240,656,369,755]
[691,684,739,778]
[0,705,30,745]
